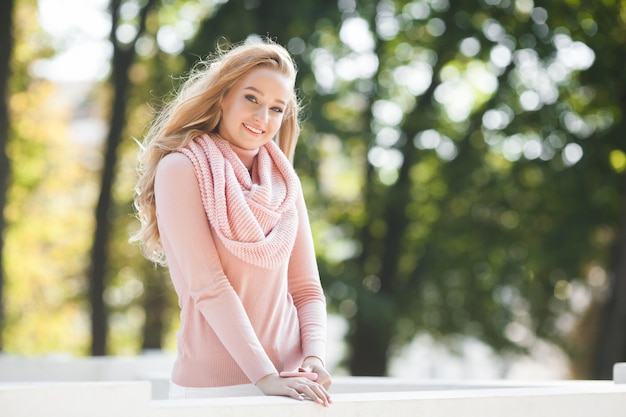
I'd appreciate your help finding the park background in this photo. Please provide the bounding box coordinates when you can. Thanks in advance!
[0,0,625,381]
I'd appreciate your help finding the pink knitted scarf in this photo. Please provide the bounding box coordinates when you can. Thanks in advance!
[178,134,300,269]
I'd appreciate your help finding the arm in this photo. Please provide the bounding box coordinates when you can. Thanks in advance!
[154,152,276,384]
[255,187,332,404]
[287,189,332,389]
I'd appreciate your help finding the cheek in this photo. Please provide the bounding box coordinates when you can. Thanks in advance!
[221,96,241,115]
[221,100,240,123]
[268,115,285,132]
[271,112,286,124]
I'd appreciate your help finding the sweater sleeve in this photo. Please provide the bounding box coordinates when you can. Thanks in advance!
[154,152,277,384]
[287,188,328,364]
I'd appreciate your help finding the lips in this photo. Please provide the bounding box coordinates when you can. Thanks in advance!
[243,123,265,135]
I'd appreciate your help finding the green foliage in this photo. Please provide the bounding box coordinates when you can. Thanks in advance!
[299,0,626,375]
[3,0,94,355]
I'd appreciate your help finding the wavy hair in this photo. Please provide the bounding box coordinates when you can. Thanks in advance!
[130,38,301,263]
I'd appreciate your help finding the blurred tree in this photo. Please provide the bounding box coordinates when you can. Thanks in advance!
[301,0,626,378]
[89,0,157,355]
[15,0,617,377]
[1,0,94,354]
[0,0,15,352]
[564,1,626,379]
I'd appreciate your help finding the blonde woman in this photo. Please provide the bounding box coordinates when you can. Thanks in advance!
[132,38,331,405]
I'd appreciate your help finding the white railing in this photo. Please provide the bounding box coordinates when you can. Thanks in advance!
[1,355,626,417]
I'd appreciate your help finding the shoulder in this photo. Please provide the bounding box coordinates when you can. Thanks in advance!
[157,152,194,176]
[159,152,193,169]
[155,152,197,188]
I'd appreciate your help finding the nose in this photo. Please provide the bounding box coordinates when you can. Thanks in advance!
[254,105,269,123]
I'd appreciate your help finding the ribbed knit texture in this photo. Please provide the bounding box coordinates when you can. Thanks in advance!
[179,134,300,269]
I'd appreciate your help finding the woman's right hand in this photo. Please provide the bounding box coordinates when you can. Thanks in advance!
[255,373,332,407]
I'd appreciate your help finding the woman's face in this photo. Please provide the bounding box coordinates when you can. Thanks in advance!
[218,67,292,151]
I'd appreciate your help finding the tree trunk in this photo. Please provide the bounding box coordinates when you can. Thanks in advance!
[347,60,441,375]
[89,0,156,355]
[141,268,168,350]
[89,42,133,355]
[348,299,393,376]
[0,0,15,352]
[593,171,626,379]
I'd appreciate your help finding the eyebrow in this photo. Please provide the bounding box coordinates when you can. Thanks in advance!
[244,86,287,106]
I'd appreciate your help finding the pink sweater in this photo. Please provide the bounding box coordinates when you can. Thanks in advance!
[154,151,327,387]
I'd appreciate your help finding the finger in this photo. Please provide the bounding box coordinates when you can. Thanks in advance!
[324,377,333,390]
[300,386,327,406]
[314,374,332,390]
[284,387,304,402]
[300,382,331,407]
[317,383,333,404]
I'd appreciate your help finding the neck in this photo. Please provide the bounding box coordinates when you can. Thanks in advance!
[228,143,259,170]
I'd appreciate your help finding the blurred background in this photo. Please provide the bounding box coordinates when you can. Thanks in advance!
[0,0,625,381]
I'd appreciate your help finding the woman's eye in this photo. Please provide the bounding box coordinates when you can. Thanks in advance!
[271,107,284,113]
[245,95,257,103]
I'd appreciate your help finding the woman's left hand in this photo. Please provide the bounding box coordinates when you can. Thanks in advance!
[301,356,332,390]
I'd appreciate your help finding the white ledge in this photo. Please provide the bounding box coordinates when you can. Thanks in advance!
[614,362,626,383]
[2,377,626,417]
[0,381,151,417]
[1,356,626,417]
[153,378,626,417]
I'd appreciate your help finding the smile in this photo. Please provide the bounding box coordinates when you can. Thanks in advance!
[243,123,264,135]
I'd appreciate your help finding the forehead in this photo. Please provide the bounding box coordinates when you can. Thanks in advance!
[235,67,293,101]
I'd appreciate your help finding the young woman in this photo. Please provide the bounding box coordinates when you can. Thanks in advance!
[131,39,332,405]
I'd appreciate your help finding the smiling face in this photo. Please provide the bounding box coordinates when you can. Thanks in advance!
[218,67,293,152]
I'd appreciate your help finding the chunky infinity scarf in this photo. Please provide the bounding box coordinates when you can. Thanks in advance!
[178,134,300,269]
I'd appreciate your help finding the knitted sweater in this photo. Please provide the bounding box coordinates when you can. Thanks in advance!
[154,145,327,387]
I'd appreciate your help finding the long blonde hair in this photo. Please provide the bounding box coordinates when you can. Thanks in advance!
[131,38,301,263]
